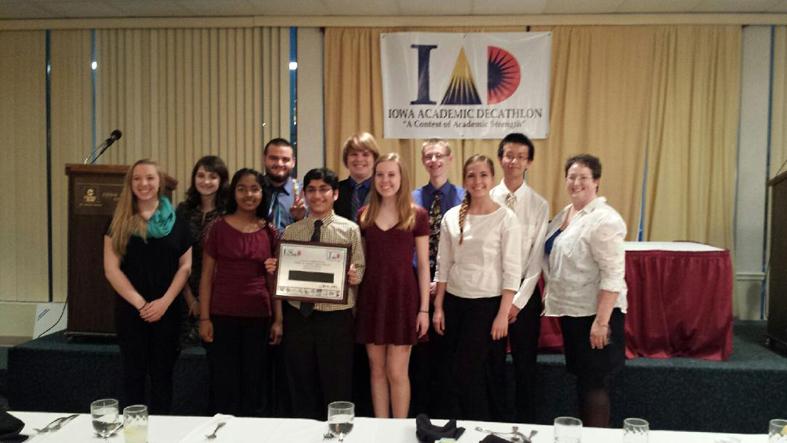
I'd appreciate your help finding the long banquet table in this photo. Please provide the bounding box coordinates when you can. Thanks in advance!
[538,241,734,360]
[7,411,765,443]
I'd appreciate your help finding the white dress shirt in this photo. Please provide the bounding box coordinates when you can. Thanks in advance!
[435,205,522,298]
[490,180,549,309]
[543,197,628,317]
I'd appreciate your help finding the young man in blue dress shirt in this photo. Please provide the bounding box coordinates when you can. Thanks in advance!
[410,138,464,416]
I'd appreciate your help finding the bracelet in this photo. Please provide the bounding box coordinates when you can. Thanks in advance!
[138,302,148,311]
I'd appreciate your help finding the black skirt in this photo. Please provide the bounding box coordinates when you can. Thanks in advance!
[559,308,625,385]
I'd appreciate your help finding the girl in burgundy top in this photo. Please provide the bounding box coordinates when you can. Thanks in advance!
[199,168,282,416]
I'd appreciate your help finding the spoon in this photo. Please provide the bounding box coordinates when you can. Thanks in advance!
[205,421,226,439]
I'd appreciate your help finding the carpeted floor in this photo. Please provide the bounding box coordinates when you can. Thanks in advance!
[6,321,786,433]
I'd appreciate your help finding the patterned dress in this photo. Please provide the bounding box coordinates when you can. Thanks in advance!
[175,201,220,345]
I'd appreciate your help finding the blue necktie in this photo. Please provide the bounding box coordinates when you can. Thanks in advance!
[350,182,363,222]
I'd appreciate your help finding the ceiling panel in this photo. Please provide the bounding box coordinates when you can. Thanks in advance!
[472,0,547,15]
[35,0,124,18]
[247,0,330,16]
[0,0,786,20]
[617,0,704,13]
[692,0,781,12]
[107,0,190,17]
[398,0,474,16]
[176,0,259,16]
[768,0,787,12]
[323,0,400,16]
[542,0,626,14]
[0,1,52,19]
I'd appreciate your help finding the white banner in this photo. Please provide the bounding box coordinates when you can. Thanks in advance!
[381,32,551,139]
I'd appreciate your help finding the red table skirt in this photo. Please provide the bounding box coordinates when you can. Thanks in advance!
[538,249,734,361]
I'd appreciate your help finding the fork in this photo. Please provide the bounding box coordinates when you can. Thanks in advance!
[34,414,79,433]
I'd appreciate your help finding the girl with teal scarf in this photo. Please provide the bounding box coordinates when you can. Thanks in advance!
[104,159,193,414]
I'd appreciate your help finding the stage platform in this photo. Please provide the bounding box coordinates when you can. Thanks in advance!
[6,321,786,434]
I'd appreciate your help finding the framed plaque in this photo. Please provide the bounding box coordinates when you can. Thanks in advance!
[273,240,351,304]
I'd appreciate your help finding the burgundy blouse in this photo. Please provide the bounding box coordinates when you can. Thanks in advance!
[204,217,275,318]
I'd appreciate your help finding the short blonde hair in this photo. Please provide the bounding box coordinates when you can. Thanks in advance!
[342,132,381,167]
[421,138,452,156]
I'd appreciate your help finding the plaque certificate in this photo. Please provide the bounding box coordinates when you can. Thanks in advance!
[273,240,351,304]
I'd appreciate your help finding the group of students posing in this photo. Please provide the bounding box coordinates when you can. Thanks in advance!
[103,132,628,428]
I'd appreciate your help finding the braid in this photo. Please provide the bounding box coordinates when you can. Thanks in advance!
[458,193,471,245]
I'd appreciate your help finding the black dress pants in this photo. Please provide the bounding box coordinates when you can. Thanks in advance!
[205,315,270,416]
[115,302,181,415]
[487,287,542,422]
[283,303,354,420]
[440,293,504,421]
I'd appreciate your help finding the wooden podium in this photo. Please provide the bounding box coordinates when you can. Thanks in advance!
[65,164,177,337]
[768,170,787,351]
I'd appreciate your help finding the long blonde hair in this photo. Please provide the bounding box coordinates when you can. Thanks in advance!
[359,152,416,231]
[109,159,165,257]
[458,154,495,245]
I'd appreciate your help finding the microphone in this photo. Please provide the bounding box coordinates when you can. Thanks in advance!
[83,129,123,164]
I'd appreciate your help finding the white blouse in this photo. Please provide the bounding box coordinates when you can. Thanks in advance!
[490,180,549,309]
[435,205,522,299]
[543,197,628,317]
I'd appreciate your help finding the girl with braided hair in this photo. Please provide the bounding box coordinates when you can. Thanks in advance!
[431,154,522,420]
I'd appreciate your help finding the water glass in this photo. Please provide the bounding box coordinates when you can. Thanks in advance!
[123,404,148,443]
[623,418,649,443]
[770,419,787,443]
[90,398,121,438]
[327,401,355,440]
[554,416,582,443]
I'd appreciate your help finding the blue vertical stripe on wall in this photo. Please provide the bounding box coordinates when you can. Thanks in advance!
[45,30,53,302]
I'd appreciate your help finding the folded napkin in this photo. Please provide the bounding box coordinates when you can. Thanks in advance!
[177,414,234,443]
[0,411,26,442]
[479,434,509,443]
[415,414,465,443]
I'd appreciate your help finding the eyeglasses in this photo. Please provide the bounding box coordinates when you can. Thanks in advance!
[566,175,594,183]
[503,154,530,162]
[305,187,334,195]
[423,153,446,161]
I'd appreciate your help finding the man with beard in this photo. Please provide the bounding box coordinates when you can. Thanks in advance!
[262,138,305,231]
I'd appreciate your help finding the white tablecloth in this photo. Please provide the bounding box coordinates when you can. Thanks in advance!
[8,411,765,443]
[623,241,723,252]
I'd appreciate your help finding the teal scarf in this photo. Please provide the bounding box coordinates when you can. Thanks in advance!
[147,196,175,238]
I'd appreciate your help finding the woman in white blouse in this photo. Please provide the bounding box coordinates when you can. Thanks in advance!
[432,154,521,420]
[543,154,627,428]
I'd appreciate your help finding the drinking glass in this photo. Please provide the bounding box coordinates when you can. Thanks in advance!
[554,416,582,443]
[123,404,148,443]
[90,398,122,438]
[770,419,787,443]
[327,401,355,442]
[622,418,649,443]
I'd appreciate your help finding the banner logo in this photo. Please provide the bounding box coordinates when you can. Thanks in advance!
[382,32,551,139]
